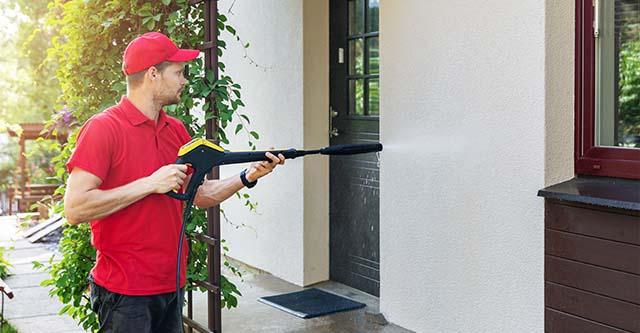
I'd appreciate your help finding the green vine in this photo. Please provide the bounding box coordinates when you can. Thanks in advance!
[35,1,259,331]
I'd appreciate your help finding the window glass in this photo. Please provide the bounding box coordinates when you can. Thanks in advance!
[349,0,364,35]
[595,0,640,148]
[349,38,364,75]
[350,79,364,115]
[367,0,379,32]
[368,37,379,74]
[368,79,379,115]
[346,0,379,118]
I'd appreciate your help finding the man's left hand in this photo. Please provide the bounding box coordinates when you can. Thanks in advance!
[246,152,285,182]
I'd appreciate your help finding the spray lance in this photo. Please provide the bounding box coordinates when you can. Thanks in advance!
[165,138,383,329]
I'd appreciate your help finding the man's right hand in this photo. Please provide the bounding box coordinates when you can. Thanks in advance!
[147,164,188,194]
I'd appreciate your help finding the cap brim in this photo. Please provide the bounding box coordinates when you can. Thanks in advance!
[167,49,200,62]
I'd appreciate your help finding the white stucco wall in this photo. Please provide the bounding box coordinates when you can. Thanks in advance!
[379,0,546,332]
[302,0,330,285]
[218,0,306,285]
[217,0,329,287]
[546,0,575,185]
[215,0,573,331]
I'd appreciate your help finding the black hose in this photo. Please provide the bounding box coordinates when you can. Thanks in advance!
[177,198,194,333]
[0,291,4,332]
[1,292,4,331]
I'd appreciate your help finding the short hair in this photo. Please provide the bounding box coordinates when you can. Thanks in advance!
[125,61,172,88]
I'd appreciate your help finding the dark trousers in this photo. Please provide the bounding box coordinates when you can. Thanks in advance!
[90,280,184,333]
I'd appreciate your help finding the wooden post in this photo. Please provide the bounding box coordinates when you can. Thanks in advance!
[17,136,26,212]
[203,1,222,332]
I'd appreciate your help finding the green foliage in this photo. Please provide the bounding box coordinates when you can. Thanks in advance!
[0,2,54,125]
[0,0,63,195]
[24,139,61,184]
[0,246,11,279]
[47,0,176,122]
[0,136,18,192]
[39,224,98,330]
[0,0,61,124]
[0,320,19,333]
[33,0,261,331]
[618,33,640,145]
[15,0,62,116]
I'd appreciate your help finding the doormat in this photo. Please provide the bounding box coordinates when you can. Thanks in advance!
[258,288,366,319]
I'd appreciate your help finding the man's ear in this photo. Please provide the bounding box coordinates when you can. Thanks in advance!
[147,66,158,80]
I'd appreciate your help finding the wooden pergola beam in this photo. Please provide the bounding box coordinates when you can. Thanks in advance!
[4,123,67,214]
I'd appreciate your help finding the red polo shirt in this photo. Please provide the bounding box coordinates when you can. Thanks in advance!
[66,96,191,295]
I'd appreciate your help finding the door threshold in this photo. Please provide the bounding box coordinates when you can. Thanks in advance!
[310,280,380,313]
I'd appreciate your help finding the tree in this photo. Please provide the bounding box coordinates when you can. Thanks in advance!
[0,0,62,194]
[618,33,640,146]
[0,0,61,124]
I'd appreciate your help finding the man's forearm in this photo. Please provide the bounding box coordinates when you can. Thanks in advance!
[65,177,155,224]
[193,174,246,209]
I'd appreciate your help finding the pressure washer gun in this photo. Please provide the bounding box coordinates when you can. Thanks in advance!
[165,137,383,201]
[167,137,382,333]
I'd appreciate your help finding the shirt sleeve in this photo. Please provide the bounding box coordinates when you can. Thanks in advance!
[66,115,114,182]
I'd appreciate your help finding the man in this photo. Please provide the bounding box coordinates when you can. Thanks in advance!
[64,32,285,332]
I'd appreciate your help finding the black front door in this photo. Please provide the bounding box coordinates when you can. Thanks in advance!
[329,0,380,296]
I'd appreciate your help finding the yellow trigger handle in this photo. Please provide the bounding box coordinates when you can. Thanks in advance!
[178,138,224,156]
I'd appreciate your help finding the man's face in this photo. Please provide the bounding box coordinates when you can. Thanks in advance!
[154,62,187,106]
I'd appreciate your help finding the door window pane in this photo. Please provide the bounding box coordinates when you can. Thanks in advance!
[349,38,364,75]
[367,37,379,74]
[367,0,379,32]
[595,0,640,148]
[368,79,379,115]
[349,0,364,35]
[350,79,364,116]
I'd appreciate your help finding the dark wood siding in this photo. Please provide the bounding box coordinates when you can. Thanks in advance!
[545,200,640,333]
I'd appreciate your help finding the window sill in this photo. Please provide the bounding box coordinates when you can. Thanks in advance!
[538,176,640,212]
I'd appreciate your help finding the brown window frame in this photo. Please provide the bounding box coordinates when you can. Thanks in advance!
[575,0,640,179]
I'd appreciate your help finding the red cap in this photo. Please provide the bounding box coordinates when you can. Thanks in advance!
[122,32,199,75]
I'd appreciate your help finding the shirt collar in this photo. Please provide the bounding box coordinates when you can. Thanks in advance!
[119,96,170,127]
[157,108,169,128]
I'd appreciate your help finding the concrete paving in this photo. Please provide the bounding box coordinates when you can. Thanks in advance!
[1,215,84,333]
[190,268,414,333]
[0,216,413,332]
